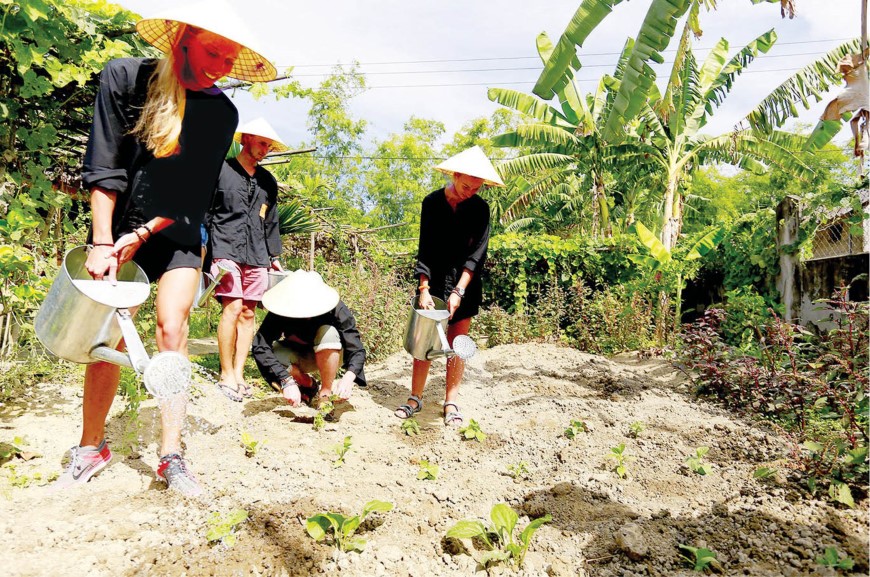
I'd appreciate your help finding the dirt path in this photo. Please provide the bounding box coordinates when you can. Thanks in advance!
[1,344,866,576]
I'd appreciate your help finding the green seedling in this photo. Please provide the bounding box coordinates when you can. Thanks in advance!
[828,480,855,508]
[686,447,711,475]
[446,503,551,569]
[313,395,339,432]
[401,418,421,436]
[753,466,777,480]
[816,547,855,570]
[564,420,589,439]
[627,421,645,438]
[306,500,393,553]
[606,444,633,478]
[678,543,719,572]
[459,419,486,443]
[0,436,39,463]
[206,509,248,547]
[3,464,55,489]
[241,431,266,457]
[417,460,439,480]
[506,461,530,480]
[332,436,353,468]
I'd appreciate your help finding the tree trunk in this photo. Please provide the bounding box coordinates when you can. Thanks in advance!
[660,174,680,250]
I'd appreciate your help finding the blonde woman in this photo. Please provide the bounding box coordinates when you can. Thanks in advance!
[52,1,275,497]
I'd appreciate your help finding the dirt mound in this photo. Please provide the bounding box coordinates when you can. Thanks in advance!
[1,343,866,576]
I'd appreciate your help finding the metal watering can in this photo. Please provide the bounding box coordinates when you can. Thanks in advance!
[403,296,477,361]
[35,245,191,398]
[194,261,233,308]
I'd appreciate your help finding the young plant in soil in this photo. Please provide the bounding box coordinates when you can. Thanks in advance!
[686,446,711,475]
[459,419,486,443]
[417,459,439,480]
[627,421,645,438]
[332,436,353,468]
[445,503,551,569]
[313,395,339,432]
[753,466,777,481]
[678,543,720,572]
[816,547,855,570]
[306,500,393,553]
[401,418,421,436]
[564,420,589,439]
[506,461,530,480]
[206,509,248,547]
[606,444,633,478]
[241,431,267,457]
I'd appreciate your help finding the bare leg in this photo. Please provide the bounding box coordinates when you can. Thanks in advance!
[216,296,243,390]
[154,267,198,456]
[314,348,340,396]
[80,360,120,447]
[444,318,471,424]
[394,358,431,417]
[233,300,258,388]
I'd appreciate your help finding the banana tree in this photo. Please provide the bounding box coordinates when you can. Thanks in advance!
[489,35,651,237]
[629,221,725,341]
[632,27,813,250]
[533,0,793,142]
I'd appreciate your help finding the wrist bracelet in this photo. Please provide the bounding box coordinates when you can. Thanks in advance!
[418,285,429,291]
[92,243,114,247]
[133,229,146,243]
[142,224,153,238]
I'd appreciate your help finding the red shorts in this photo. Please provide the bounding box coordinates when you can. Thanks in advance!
[211,259,269,301]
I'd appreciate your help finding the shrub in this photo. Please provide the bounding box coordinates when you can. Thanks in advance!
[568,282,655,354]
[716,287,773,348]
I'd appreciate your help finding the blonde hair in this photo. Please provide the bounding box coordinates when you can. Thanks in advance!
[131,25,190,158]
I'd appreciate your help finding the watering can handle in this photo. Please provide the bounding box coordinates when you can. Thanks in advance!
[427,323,455,360]
[115,308,150,373]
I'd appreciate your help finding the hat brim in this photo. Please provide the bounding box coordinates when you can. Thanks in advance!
[433,166,505,188]
[261,284,340,318]
[233,132,290,153]
[136,19,277,83]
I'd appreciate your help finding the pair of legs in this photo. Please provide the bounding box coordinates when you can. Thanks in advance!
[274,326,343,402]
[217,296,258,396]
[212,259,268,399]
[396,317,470,425]
[80,267,198,457]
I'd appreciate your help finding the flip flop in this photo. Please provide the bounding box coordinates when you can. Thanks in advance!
[238,382,254,398]
[217,383,243,402]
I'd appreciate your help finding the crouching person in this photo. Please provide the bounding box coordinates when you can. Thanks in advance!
[252,270,366,406]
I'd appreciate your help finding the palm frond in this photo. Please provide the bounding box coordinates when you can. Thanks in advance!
[487,88,570,126]
[278,200,319,235]
[685,29,777,136]
[602,0,693,142]
[533,0,627,100]
[746,39,862,133]
[497,153,577,177]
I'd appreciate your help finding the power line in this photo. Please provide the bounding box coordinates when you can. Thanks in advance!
[287,50,834,78]
[362,67,811,89]
[276,37,852,68]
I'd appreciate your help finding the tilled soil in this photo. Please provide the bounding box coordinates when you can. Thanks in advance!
[0,343,866,576]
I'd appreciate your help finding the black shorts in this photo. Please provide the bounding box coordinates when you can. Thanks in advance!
[133,234,201,283]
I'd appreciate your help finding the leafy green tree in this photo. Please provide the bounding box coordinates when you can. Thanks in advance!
[363,117,444,237]
[0,0,143,350]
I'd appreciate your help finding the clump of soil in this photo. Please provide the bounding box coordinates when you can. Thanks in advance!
[0,343,866,576]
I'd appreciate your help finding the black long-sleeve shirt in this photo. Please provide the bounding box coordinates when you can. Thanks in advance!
[82,58,238,246]
[207,158,282,267]
[414,188,490,321]
[251,301,367,387]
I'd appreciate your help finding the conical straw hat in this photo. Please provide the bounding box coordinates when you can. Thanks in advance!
[136,0,277,82]
[433,145,505,187]
[234,117,289,153]
[261,270,340,318]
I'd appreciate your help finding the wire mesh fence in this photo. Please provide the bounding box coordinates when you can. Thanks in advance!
[807,218,867,261]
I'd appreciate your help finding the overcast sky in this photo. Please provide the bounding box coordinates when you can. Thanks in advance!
[119,0,862,150]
